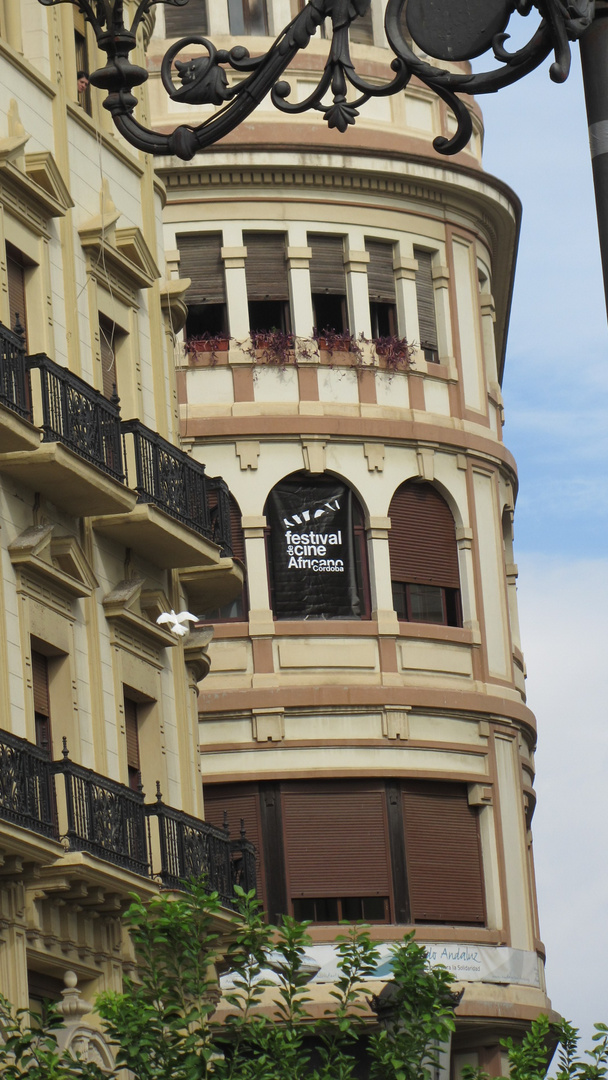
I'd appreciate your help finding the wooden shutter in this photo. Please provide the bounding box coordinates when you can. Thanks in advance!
[228,495,246,563]
[366,240,396,303]
[177,234,226,306]
[243,232,289,301]
[99,314,117,400]
[309,235,346,295]
[7,246,27,339]
[124,696,140,774]
[281,782,392,898]
[350,9,374,45]
[402,782,486,924]
[414,248,438,350]
[165,0,208,36]
[388,481,460,588]
[204,783,264,895]
[32,651,50,716]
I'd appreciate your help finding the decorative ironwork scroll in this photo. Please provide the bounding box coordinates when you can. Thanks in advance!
[37,0,595,158]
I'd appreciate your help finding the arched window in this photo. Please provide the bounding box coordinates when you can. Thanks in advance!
[388,481,461,626]
[264,473,370,620]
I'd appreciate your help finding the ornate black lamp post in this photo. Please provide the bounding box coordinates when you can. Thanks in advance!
[38,0,608,312]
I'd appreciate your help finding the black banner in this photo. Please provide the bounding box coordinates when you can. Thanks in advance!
[267,479,361,619]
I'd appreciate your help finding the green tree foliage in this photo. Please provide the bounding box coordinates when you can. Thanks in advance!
[1,879,606,1080]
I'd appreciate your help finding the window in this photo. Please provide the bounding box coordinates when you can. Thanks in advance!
[98,313,121,400]
[165,0,208,36]
[31,648,52,755]
[205,779,486,926]
[124,693,141,791]
[228,0,269,35]
[366,239,397,337]
[414,247,439,362]
[388,481,461,626]
[203,494,249,621]
[350,8,374,45]
[177,233,228,339]
[308,235,347,334]
[264,473,370,620]
[74,8,92,115]
[243,232,290,333]
[6,243,28,343]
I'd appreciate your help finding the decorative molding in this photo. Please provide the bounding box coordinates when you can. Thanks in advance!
[235,440,260,470]
[183,626,214,683]
[9,525,98,598]
[301,436,327,473]
[103,577,176,656]
[382,706,411,740]
[416,447,435,481]
[79,181,160,304]
[363,442,385,472]
[160,276,190,334]
[252,707,285,743]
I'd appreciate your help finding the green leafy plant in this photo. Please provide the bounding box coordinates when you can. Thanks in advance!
[0,996,107,1080]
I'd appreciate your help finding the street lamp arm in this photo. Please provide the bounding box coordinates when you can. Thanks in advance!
[36,0,594,160]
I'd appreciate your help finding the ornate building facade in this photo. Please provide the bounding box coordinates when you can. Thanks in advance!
[148,0,556,1070]
[0,0,245,1063]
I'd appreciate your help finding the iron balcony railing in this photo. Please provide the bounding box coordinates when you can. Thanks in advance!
[53,741,148,877]
[121,419,233,554]
[26,353,124,482]
[147,790,256,905]
[0,729,57,839]
[0,321,32,421]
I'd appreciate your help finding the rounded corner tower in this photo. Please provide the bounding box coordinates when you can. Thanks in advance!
[149,0,553,1067]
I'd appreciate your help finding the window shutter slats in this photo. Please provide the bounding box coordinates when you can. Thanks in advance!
[350,10,374,46]
[7,250,26,338]
[388,482,460,588]
[282,784,391,898]
[228,497,246,563]
[99,315,116,400]
[124,697,140,773]
[203,783,264,895]
[165,0,208,36]
[309,235,346,295]
[402,782,486,924]
[414,248,438,350]
[177,234,226,306]
[243,233,289,301]
[366,240,396,302]
[32,651,50,716]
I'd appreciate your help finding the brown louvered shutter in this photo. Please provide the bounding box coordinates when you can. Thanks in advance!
[388,481,459,588]
[228,495,246,563]
[281,782,392,898]
[124,696,140,787]
[414,248,438,351]
[99,314,117,400]
[204,783,264,896]
[243,232,289,301]
[366,240,396,303]
[402,782,486,925]
[177,234,226,306]
[309,235,346,295]
[165,0,208,36]
[32,650,52,754]
[350,9,374,45]
[32,651,50,716]
[7,246,27,341]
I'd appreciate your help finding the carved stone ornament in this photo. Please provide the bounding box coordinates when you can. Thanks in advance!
[36,0,595,158]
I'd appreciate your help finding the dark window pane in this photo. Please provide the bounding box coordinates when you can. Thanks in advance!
[313,294,346,334]
[392,581,408,620]
[408,583,445,623]
[341,897,363,921]
[370,301,397,338]
[293,898,316,921]
[314,898,339,922]
[362,897,388,921]
[186,303,228,338]
[249,299,291,333]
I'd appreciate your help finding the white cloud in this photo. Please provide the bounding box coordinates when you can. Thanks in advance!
[517,554,608,1043]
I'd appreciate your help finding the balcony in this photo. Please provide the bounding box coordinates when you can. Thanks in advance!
[147,791,256,907]
[92,420,234,569]
[0,353,136,516]
[0,322,41,453]
[0,728,57,840]
[0,731,257,903]
[53,745,149,877]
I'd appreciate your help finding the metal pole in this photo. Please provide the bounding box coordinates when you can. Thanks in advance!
[580,2,608,323]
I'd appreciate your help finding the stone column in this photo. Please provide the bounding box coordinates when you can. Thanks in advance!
[222,226,249,339]
[344,239,371,337]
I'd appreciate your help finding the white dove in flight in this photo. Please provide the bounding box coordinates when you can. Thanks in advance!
[156,610,198,636]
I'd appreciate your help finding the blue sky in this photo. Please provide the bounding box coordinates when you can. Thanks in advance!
[478,43,608,1048]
